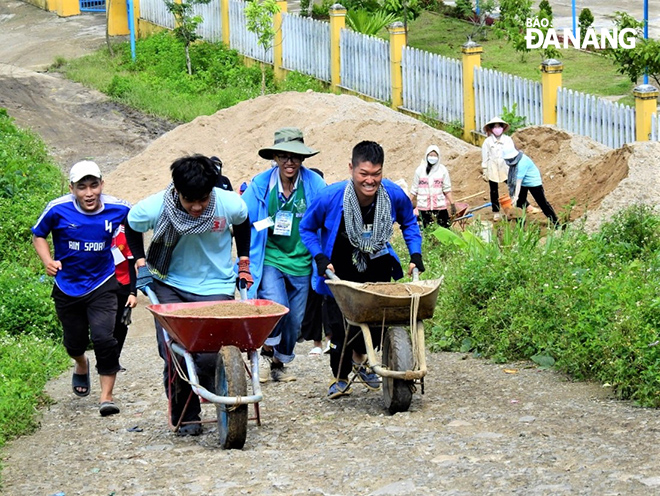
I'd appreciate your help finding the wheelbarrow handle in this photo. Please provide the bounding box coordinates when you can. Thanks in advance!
[412,267,419,282]
[238,278,248,301]
[467,202,492,213]
[325,268,339,280]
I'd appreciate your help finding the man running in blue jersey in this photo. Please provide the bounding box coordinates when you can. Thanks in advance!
[128,154,253,436]
[32,160,134,417]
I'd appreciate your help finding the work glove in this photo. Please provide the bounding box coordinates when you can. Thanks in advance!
[410,253,425,273]
[450,203,457,217]
[237,258,254,290]
[136,265,153,291]
[121,306,133,326]
[314,253,332,277]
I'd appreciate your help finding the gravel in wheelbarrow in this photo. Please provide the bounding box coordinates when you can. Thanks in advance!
[324,278,442,325]
[147,299,288,353]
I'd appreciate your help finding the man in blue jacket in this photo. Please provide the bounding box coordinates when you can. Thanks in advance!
[241,127,326,383]
[300,141,424,398]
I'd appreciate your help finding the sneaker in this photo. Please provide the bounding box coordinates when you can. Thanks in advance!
[270,366,297,382]
[526,205,542,214]
[259,348,273,383]
[353,362,380,390]
[327,379,352,399]
[493,213,501,221]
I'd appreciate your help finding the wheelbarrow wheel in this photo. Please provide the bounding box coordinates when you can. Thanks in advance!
[382,327,414,414]
[215,345,248,449]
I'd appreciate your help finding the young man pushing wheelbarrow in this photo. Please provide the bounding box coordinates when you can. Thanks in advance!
[299,141,425,398]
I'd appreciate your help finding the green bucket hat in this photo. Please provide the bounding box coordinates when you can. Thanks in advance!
[258,127,320,160]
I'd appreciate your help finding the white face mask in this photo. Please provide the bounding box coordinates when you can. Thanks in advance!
[492,126,504,137]
[427,156,439,165]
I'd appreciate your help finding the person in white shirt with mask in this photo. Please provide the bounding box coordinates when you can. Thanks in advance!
[410,145,456,228]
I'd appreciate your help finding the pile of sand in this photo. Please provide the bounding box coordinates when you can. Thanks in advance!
[105,91,474,204]
[105,91,659,230]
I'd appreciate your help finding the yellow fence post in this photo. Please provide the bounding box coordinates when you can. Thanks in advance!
[541,59,563,125]
[107,0,130,35]
[461,40,482,143]
[388,21,406,110]
[273,0,287,82]
[221,0,230,47]
[634,84,659,141]
[57,0,80,17]
[329,4,346,92]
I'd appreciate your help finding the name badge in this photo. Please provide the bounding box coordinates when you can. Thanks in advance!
[273,211,293,236]
[254,217,275,232]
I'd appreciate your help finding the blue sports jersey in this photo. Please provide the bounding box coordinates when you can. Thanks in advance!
[32,194,132,297]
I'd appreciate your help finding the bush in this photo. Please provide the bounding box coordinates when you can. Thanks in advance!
[412,205,660,407]
[0,333,69,447]
[0,262,62,340]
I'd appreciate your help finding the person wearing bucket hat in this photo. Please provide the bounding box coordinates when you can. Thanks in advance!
[409,145,456,228]
[502,142,559,226]
[481,117,515,221]
[241,127,326,383]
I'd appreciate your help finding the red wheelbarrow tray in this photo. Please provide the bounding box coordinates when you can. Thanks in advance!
[147,299,289,353]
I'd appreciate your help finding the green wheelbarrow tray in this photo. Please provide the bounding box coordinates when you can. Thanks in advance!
[324,277,443,325]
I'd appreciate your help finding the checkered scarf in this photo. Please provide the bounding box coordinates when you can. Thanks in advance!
[343,182,393,273]
[146,183,216,278]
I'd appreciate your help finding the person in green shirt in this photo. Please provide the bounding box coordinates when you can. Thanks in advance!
[241,128,327,382]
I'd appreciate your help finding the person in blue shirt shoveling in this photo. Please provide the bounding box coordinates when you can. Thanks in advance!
[299,141,425,398]
[502,141,560,227]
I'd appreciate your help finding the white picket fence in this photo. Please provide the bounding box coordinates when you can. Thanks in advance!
[139,0,175,29]
[401,46,463,125]
[339,29,391,102]
[282,13,331,82]
[556,88,635,148]
[474,67,542,134]
[229,0,273,64]
[193,0,223,43]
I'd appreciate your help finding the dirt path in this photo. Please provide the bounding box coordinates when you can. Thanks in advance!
[0,1,174,175]
[3,3,660,495]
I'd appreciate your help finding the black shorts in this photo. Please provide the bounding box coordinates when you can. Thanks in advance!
[52,277,120,375]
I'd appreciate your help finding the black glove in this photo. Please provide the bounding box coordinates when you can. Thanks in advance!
[410,253,425,273]
[121,306,133,326]
[314,253,332,277]
[136,265,153,290]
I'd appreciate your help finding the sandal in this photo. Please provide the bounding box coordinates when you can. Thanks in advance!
[308,346,323,356]
[99,401,120,417]
[72,357,90,397]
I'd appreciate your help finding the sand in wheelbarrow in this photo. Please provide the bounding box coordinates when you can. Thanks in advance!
[361,283,428,296]
[170,302,288,317]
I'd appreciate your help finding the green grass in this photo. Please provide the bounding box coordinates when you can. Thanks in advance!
[0,109,70,461]
[392,205,660,407]
[56,32,328,123]
[406,12,636,101]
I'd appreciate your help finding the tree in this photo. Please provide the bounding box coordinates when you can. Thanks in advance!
[495,0,533,60]
[604,11,660,87]
[164,0,212,75]
[245,0,281,95]
[578,8,594,33]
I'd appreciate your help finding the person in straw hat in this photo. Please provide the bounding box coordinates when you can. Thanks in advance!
[481,116,516,221]
[241,127,327,383]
